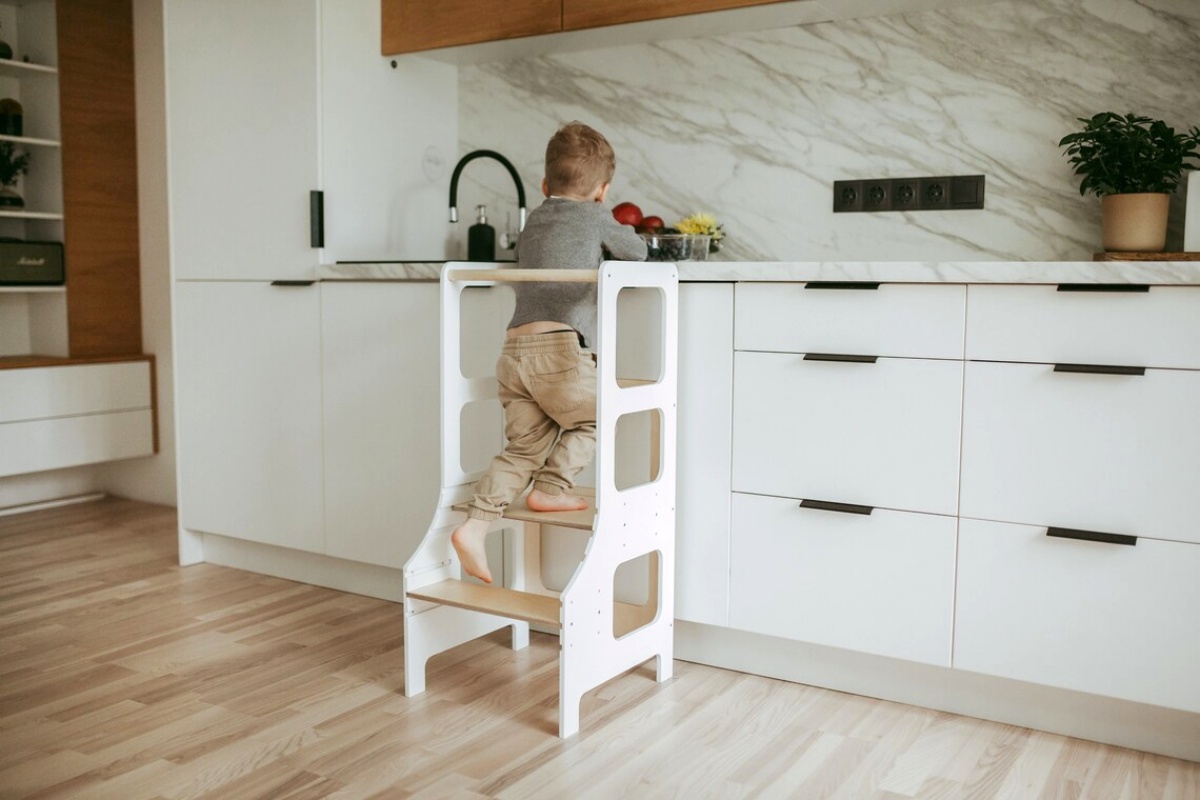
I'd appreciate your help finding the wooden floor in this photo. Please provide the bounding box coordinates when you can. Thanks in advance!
[1,499,1197,800]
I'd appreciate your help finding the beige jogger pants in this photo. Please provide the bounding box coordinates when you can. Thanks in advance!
[467,331,597,521]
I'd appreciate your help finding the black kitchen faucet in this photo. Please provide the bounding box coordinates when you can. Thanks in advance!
[448,150,527,232]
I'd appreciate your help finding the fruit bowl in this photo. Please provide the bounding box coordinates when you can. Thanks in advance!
[640,233,710,262]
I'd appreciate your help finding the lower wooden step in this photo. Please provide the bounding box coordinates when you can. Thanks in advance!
[408,579,660,639]
[407,579,561,627]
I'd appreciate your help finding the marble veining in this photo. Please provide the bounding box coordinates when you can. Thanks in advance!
[456,0,1200,263]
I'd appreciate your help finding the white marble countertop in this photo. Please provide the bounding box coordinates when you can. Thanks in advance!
[320,260,1200,284]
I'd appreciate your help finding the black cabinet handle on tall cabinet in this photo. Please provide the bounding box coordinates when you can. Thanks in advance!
[310,190,324,248]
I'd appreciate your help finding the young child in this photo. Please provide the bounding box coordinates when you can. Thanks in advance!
[451,121,648,584]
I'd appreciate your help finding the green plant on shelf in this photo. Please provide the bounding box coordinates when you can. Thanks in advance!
[0,140,29,187]
[0,141,30,208]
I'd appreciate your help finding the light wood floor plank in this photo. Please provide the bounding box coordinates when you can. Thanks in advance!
[1,497,1197,800]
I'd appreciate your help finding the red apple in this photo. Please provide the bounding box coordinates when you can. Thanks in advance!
[612,201,643,227]
[641,215,665,232]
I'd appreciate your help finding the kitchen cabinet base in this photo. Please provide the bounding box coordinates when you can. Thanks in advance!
[675,620,1200,762]
[187,529,407,604]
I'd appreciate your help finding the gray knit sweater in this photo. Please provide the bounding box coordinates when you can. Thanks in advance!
[509,197,648,348]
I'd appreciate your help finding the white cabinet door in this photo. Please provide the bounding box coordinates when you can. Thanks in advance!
[319,0,456,262]
[966,285,1200,370]
[733,352,963,516]
[175,282,324,552]
[0,362,151,423]
[675,283,733,627]
[730,492,956,666]
[165,0,320,280]
[960,361,1200,545]
[0,411,155,478]
[736,283,966,360]
[955,518,1200,713]
[321,282,440,568]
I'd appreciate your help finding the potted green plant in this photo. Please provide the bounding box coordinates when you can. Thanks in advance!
[0,140,30,208]
[1059,112,1200,252]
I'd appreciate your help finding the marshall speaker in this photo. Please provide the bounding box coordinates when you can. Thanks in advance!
[0,240,64,285]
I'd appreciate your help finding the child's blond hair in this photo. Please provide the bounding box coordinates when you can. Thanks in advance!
[544,121,616,197]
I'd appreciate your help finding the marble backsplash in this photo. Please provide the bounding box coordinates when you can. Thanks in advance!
[455,0,1200,262]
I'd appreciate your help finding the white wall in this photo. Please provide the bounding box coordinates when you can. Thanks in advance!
[457,0,1200,261]
[99,0,177,507]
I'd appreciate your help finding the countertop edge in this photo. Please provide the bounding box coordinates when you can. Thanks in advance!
[318,260,1200,284]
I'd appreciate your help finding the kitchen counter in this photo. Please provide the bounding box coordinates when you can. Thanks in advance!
[320,260,1200,284]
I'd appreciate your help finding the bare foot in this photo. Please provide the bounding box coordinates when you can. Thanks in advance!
[526,488,588,513]
[450,517,493,584]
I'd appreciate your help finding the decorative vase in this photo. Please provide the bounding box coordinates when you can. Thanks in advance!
[0,98,22,136]
[1101,192,1170,252]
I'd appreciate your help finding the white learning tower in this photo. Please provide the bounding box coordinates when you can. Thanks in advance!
[402,260,679,738]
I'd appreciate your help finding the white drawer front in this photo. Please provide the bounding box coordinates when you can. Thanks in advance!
[733,352,962,516]
[735,282,965,360]
[966,284,1200,369]
[0,361,152,424]
[730,492,955,666]
[955,518,1200,713]
[960,361,1200,545]
[0,409,155,477]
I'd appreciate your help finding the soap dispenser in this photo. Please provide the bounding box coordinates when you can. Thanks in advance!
[468,204,495,261]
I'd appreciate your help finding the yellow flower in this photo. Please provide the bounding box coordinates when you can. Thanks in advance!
[676,213,718,234]
[675,213,725,251]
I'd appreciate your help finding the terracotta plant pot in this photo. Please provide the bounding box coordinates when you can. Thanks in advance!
[1101,192,1170,252]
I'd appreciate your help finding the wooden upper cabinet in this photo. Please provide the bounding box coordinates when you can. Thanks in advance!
[382,0,561,54]
[562,0,787,31]
[381,0,791,55]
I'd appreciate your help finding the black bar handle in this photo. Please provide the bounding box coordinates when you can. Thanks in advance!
[800,499,874,516]
[804,281,881,290]
[1056,284,1149,293]
[1047,526,1137,546]
[804,353,878,364]
[310,190,324,248]
[270,280,315,287]
[1053,363,1145,376]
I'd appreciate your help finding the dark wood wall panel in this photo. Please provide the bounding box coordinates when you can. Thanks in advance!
[58,0,142,357]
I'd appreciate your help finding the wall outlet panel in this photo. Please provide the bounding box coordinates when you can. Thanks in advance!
[833,180,863,212]
[834,175,985,212]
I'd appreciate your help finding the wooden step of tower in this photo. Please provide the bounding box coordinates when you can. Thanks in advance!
[451,487,596,530]
[408,579,560,626]
[406,578,658,637]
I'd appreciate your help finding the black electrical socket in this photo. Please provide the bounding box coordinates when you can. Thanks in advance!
[890,178,919,210]
[863,180,891,211]
[833,180,863,212]
[919,177,951,210]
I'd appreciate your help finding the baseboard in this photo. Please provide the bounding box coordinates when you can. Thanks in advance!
[196,532,406,603]
[0,491,106,517]
[675,620,1200,762]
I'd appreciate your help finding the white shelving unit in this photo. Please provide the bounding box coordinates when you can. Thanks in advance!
[0,0,65,360]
